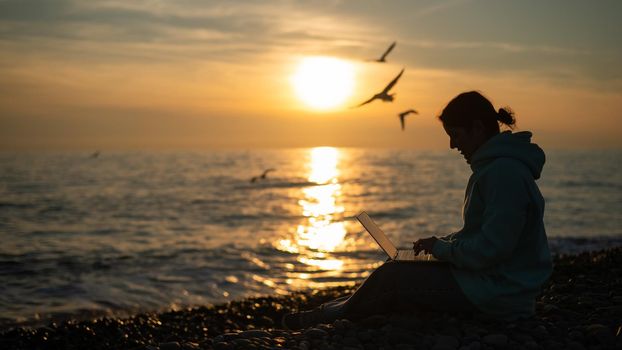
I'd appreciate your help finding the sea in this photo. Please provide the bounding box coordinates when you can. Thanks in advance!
[1,148,621,328]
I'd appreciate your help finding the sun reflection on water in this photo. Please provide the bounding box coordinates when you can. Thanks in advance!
[277,147,348,277]
[308,147,340,184]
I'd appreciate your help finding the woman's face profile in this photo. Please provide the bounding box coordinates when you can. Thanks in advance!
[443,122,483,164]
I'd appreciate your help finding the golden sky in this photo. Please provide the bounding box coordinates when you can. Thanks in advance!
[1,0,621,150]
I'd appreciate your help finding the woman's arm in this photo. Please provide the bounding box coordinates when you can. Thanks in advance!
[431,161,531,270]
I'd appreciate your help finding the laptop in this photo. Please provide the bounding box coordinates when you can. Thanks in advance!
[356,211,439,262]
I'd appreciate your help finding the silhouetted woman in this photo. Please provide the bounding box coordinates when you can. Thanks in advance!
[282,91,552,329]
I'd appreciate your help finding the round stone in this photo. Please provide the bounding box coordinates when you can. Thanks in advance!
[304,327,328,339]
[239,330,271,339]
[433,335,460,350]
[482,333,508,347]
[159,341,181,350]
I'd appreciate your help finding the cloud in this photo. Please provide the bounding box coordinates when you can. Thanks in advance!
[1,0,619,104]
[0,0,374,69]
[1,0,617,72]
[402,38,589,55]
[412,0,473,18]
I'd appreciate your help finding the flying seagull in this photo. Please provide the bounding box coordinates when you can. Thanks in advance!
[398,109,418,131]
[371,41,396,62]
[250,168,276,183]
[354,68,405,108]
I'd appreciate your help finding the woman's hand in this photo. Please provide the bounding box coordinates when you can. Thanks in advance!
[412,236,438,255]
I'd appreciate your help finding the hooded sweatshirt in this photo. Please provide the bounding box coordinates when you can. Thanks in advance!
[432,131,552,320]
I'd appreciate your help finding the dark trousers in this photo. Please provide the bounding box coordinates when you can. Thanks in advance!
[322,261,475,321]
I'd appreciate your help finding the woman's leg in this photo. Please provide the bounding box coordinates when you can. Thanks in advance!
[282,261,474,329]
[324,261,474,321]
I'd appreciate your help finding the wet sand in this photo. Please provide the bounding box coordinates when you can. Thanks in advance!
[1,248,621,350]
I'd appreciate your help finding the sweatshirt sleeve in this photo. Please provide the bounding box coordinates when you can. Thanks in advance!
[432,162,530,270]
[439,229,461,241]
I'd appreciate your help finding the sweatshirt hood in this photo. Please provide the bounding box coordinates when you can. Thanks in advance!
[470,131,545,179]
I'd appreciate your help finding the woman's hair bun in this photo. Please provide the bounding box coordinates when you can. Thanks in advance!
[497,107,516,127]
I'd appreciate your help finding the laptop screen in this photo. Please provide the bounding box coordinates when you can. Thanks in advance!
[356,211,398,259]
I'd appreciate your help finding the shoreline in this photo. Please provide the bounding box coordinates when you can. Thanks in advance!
[2,248,621,350]
[3,236,621,331]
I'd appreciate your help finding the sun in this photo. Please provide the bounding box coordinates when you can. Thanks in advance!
[291,56,355,110]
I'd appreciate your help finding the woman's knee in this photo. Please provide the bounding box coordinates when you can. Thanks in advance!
[373,261,402,275]
[361,262,398,286]
[370,261,417,281]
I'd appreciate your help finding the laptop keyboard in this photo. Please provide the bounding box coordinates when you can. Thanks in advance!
[396,250,434,261]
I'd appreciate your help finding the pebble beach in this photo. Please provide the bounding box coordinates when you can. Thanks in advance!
[2,247,621,350]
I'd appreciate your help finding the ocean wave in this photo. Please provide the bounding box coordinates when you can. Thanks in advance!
[235,180,320,190]
[558,180,621,190]
[1,149,620,331]
[0,201,36,209]
[548,236,622,255]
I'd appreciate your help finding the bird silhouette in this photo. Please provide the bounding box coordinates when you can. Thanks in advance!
[354,68,405,107]
[250,168,276,183]
[398,109,418,131]
[371,41,396,62]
